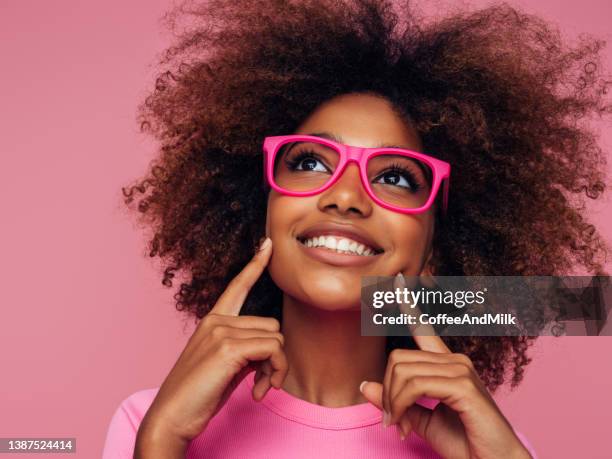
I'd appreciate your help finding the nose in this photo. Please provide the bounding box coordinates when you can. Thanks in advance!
[317,162,373,217]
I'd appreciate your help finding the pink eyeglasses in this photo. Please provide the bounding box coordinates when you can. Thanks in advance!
[262,134,450,214]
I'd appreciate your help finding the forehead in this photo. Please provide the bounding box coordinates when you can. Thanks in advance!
[295,93,422,151]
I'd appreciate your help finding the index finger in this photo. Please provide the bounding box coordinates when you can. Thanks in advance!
[211,237,273,316]
[395,273,451,354]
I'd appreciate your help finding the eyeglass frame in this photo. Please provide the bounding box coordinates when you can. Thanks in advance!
[262,134,451,215]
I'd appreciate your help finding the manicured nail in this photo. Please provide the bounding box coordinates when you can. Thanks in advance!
[359,381,368,393]
[383,411,390,427]
[258,237,271,252]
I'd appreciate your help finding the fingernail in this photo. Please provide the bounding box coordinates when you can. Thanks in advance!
[397,424,405,440]
[383,410,390,428]
[359,381,367,393]
[258,237,271,252]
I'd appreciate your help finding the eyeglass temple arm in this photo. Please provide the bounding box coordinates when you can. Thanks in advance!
[442,176,450,214]
[262,149,270,191]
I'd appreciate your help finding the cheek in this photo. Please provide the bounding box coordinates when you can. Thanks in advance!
[265,194,303,288]
[266,193,301,241]
[388,217,433,274]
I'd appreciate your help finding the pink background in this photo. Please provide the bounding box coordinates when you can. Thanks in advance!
[0,1,610,457]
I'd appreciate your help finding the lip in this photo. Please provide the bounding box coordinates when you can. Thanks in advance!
[296,221,384,254]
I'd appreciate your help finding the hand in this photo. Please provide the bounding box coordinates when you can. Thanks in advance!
[359,274,532,459]
[135,237,289,455]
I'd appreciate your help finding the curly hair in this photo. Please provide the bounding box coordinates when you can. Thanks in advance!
[121,0,611,392]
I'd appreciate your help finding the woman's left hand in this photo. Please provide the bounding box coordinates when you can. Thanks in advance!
[359,277,532,459]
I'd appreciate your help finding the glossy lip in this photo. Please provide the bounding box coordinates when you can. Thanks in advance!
[296,238,383,267]
[296,221,384,254]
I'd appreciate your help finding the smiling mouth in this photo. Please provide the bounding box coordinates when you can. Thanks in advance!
[296,235,384,257]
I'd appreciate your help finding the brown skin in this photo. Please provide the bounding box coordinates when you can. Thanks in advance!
[266,93,435,406]
[136,93,531,458]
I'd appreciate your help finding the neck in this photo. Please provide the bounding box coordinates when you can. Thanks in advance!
[279,293,387,407]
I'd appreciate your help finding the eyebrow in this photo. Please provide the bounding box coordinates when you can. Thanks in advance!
[305,131,432,184]
[306,131,410,150]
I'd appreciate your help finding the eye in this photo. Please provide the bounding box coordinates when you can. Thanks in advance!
[373,165,422,192]
[284,151,331,173]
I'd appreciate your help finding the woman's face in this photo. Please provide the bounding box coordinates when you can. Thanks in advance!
[266,92,436,311]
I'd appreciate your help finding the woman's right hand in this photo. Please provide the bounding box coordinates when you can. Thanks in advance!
[134,237,288,456]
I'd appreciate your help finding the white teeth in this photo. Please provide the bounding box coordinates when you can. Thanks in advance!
[324,236,337,250]
[337,238,350,251]
[300,235,379,256]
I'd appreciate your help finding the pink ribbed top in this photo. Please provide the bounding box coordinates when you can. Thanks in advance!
[103,371,538,458]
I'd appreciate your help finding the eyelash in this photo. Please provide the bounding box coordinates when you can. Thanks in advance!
[382,162,423,192]
[284,151,331,172]
[284,151,423,191]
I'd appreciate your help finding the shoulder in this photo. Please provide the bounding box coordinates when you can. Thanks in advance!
[101,388,160,459]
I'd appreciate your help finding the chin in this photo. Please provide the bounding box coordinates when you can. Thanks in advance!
[268,253,367,310]
[298,275,363,311]
[299,293,361,311]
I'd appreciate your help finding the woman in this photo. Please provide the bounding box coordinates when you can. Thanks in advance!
[103,0,609,457]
